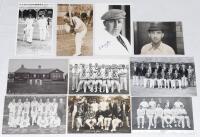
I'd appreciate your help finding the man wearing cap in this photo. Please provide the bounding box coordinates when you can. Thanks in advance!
[96,9,132,56]
[141,23,175,55]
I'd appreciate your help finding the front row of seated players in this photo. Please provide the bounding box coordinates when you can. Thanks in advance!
[136,98,191,129]
[8,97,62,128]
[132,62,195,89]
[69,97,130,132]
[71,63,128,93]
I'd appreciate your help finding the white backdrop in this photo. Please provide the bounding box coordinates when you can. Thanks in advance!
[0,0,200,137]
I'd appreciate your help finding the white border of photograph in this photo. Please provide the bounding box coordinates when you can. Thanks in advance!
[15,3,57,57]
[67,95,132,133]
[131,97,195,133]
[130,55,197,97]
[93,2,134,57]
[2,94,67,134]
[68,56,130,95]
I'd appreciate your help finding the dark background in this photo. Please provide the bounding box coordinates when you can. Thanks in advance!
[134,22,184,54]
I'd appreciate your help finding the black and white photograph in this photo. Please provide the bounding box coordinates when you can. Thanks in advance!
[2,95,66,134]
[16,4,54,56]
[132,97,193,130]
[68,58,129,94]
[130,57,196,97]
[133,22,184,55]
[68,95,131,133]
[94,4,133,56]
[7,59,68,94]
[57,4,93,56]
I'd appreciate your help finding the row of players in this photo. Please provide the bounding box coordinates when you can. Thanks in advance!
[23,14,50,43]
[7,97,65,128]
[71,64,128,93]
[137,99,191,129]
[69,97,130,132]
[132,62,195,89]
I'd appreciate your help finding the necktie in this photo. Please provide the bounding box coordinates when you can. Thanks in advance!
[116,35,128,52]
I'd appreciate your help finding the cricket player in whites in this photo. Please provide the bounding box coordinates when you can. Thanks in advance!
[38,14,48,41]
[72,64,80,92]
[137,105,145,128]
[37,114,49,128]
[146,106,155,129]
[65,5,87,56]
[23,98,30,116]
[111,68,120,93]
[49,114,61,128]
[16,99,24,122]
[8,99,16,128]
[119,65,128,91]
[154,104,164,128]
[94,68,103,92]
[31,97,38,125]
[178,105,191,129]
[163,105,173,128]
[37,98,44,117]
[45,98,52,123]
[19,112,30,128]
[24,14,34,43]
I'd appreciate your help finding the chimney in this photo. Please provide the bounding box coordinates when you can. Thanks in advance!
[21,64,24,68]
[38,65,41,69]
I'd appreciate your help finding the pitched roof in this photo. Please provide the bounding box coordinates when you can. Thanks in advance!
[15,67,63,74]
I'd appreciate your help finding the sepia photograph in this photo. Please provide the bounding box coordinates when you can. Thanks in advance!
[68,95,131,133]
[132,97,193,130]
[2,95,66,134]
[7,59,68,94]
[94,4,133,56]
[57,4,93,56]
[16,4,54,56]
[133,22,184,55]
[130,57,196,97]
[68,58,129,94]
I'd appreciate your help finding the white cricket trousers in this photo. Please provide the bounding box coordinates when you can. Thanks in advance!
[75,28,87,54]
[39,27,47,41]
[26,26,33,42]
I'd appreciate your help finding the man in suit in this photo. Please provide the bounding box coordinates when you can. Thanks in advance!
[121,100,130,127]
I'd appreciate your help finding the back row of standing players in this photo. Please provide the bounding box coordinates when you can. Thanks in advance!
[132,62,195,89]
[71,63,128,94]
[7,97,65,128]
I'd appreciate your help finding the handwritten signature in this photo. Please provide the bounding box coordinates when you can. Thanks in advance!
[98,41,111,50]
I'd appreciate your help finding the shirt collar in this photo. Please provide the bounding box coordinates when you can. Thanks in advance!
[149,42,164,51]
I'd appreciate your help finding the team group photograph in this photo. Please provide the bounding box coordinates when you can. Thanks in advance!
[17,4,54,56]
[132,97,193,130]
[68,96,131,133]
[130,57,196,97]
[2,96,66,134]
[68,58,129,94]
